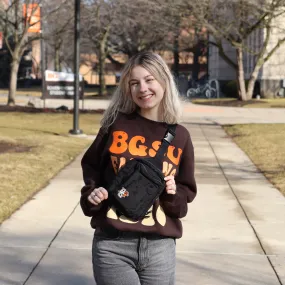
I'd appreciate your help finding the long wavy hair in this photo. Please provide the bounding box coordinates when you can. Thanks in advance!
[101,51,182,131]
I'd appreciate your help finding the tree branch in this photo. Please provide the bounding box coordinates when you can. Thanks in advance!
[106,54,124,66]
[209,40,238,69]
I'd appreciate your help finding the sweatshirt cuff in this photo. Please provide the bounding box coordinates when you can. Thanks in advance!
[160,192,180,205]
[86,199,103,211]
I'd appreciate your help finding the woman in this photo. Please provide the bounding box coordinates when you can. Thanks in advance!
[80,51,197,285]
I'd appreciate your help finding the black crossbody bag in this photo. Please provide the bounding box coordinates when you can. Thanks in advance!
[108,125,176,221]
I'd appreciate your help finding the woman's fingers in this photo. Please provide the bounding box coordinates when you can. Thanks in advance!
[95,190,104,200]
[164,175,176,195]
[99,188,109,199]
[88,194,99,205]
[166,187,176,194]
[166,180,175,187]
[164,175,174,182]
[88,187,108,205]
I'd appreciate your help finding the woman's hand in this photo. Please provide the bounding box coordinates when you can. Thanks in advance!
[164,175,177,195]
[88,187,108,205]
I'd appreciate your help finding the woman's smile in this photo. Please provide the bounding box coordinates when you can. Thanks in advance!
[139,94,153,100]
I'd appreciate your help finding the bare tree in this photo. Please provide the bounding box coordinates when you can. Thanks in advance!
[0,0,67,106]
[169,13,206,80]
[81,0,119,96]
[137,0,205,79]
[44,0,74,72]
[80,0,201,94]
[81,0,172,95]
[186,0,285,100]
[81,0,169,95]
[109,0,169,57]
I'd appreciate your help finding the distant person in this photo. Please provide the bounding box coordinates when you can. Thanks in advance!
[80,51,197,285]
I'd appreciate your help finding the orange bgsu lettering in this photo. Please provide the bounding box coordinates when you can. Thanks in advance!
[129,136,147,156]
[109,131,128,154]
[167,146,182,166]
[109,131,183,165]
[149,141,161,157]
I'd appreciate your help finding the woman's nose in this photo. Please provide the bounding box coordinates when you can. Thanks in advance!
[139,81,148,93]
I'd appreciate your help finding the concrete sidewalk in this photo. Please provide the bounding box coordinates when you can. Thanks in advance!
[1,114,285,284]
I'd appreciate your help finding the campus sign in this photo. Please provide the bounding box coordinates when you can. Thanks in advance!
[43,70,84,99]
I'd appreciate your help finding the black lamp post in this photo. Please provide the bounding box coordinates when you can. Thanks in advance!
[70,0,83,135]
[40,3,46,106]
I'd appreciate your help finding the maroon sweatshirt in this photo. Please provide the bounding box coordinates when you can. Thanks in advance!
[80,112,197,238]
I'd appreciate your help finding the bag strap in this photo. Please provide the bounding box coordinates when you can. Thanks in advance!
[154,124,177,164]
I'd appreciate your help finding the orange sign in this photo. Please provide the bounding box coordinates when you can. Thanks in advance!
[23,4,41,33]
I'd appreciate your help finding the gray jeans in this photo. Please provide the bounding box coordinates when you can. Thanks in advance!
[92,228,176,285]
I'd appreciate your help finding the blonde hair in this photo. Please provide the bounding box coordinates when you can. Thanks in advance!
[101,51,182,131]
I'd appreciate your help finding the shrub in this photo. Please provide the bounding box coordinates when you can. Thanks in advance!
[221,81,239,98]
[221,80,260,99]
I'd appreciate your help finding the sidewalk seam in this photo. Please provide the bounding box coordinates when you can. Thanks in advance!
[199,124,283,285]
[22,202,80,285]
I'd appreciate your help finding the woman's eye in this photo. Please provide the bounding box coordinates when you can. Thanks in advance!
[146,78,154,82]
[130,82,138,86]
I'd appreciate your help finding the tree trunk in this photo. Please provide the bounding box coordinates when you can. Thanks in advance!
[7,58,20,106]
[173,36,179,80]
[246,77,255,100]
[55,39,62,72]
[98,48,107,96]
[192,43,200,82]
[55,47,61,72]
[98,25,110,96]
[246,55,265,99]
[236,47,247,101]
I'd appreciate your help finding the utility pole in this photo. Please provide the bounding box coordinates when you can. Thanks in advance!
[70,0,83,135]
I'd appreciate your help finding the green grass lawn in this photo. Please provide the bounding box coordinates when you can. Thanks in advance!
[192,98,285,108]
[0,112,102,224]
[224,124,285,196]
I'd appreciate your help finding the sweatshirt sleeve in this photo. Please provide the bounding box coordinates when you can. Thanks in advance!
[80,128,108,217]
[160,132,197,218]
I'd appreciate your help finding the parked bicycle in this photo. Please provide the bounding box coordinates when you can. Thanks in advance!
[186,79,220,99]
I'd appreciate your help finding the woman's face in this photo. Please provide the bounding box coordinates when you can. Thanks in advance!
[129,65,164,114]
